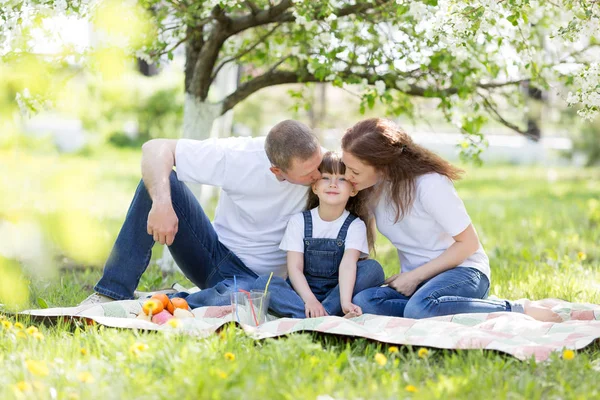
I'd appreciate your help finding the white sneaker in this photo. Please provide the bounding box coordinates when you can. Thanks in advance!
[133,287,178,300]
[78,293,115,307]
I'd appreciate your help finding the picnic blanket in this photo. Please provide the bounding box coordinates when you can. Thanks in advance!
[11,297,600,362]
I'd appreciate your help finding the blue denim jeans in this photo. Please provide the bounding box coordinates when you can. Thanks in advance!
[352,267,522,319]
[94,171,258,308]
[253,259,385,318]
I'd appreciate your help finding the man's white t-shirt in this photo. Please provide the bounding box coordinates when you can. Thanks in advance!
[374,173,490,278]
[175,136,310,277]
[279,208,369,257]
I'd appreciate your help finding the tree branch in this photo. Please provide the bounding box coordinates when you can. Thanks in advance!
[245,1,260,15]
[227,0,294,36]
[559,43,600,62]
[479,92,540,139]
[211,5,232,26]
[222,64,429,113]
[153,34,190,57]
[211,23,283,81]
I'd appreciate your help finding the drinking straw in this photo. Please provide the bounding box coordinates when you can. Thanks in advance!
[233,275,240,323]
[239,289,259,326]
[257,272,274,323]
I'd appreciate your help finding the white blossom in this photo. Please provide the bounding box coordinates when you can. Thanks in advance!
[374,80,386,95]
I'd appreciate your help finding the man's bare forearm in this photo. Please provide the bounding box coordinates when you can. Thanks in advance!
[141,139,178,205]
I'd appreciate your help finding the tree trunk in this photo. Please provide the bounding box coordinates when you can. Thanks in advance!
[182,93,223,140]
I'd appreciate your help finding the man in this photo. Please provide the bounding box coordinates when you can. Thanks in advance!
[81,120,384,314]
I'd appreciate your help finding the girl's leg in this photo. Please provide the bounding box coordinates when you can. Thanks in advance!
[320,259,386,316]
[352,286,411,317]
[403,267,516,319]
[252,275,306,318]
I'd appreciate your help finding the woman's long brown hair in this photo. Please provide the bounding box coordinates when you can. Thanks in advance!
[306,151,376,253]
[341,118,464,223]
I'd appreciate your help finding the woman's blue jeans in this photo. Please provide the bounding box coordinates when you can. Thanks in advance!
[352,267,520,319]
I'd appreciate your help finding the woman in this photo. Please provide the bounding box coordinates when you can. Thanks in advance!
[341,118,560,322]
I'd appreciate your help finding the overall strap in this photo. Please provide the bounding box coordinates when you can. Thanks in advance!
[336,213,357,241]
[302,210,313,238]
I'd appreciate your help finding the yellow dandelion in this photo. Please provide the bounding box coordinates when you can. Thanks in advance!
[388,346,399,354]
[80,348,88,356]
[17,331,28,339]
[167,318,180,328]
[130,342,149,355]
[418,348,429,358]
[217,370,227,379]
[25,360,49,377]
[14,322,24,330]
[15,381,32,392]
[26,326,39,335]
[578,252,587,261]
[224,352,235,361]
[375,353,387,366]
[563,349,575,360]
[405,384,418,393]
[33,332,44,341]
[2,320,12,329]
[77,371,95,383]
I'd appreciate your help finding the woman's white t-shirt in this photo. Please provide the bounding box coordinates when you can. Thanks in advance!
[374,173,490,278]
[280,208,369,258]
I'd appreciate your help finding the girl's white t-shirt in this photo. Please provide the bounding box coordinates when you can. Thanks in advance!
[280,208,369,257]
[374,173,490,278]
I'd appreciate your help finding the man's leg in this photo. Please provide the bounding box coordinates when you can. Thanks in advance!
[251,275,306,318]
[321,259,385,316]
[177,253,258,308]
[94,171,234,300]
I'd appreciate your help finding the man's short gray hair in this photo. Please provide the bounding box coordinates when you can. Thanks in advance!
[265,120,319,171]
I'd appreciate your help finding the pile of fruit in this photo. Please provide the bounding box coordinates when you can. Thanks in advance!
[136,293,194,324]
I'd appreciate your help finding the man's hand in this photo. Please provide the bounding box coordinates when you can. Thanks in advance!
[305,299,328,318]
[342,302,362,317]
[147,203,179,246]
[385,271,422,297]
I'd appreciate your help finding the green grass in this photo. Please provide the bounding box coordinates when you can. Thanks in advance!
[1,147,600,399]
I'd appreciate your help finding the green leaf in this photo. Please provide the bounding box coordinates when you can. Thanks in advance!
[37,297,49,309]
[367,94,375,109]
[423,0,438,6]
[507,14,519,26]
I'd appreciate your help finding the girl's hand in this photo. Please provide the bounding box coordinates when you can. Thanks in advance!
[342,302,362,317]
[305,299,328,318]
[385,271,422,297]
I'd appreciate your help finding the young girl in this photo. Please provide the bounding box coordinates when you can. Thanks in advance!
[341,118,561,322]
[253,151,383,318]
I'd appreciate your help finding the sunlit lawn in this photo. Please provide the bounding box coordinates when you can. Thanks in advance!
[1,145,599,399]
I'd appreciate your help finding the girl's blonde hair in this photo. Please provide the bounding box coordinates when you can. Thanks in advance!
[306,151,376,253]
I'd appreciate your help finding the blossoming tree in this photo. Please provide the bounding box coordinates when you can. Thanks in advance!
[2,0,599,153]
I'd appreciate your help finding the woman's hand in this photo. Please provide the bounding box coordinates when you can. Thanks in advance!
[305,299,328,318]
[385,271,422,297]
